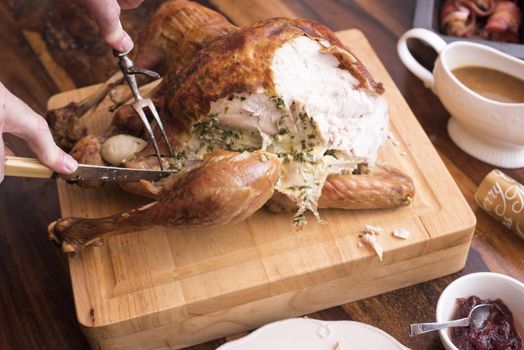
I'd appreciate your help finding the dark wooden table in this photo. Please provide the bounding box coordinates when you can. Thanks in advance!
[0,1,522,349]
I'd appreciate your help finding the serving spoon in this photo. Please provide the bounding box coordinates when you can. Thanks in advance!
[409,304,493,336]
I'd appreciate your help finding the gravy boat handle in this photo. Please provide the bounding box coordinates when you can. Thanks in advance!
[397,28,447,92]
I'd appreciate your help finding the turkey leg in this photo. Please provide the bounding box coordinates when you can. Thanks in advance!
[48,150,280,253]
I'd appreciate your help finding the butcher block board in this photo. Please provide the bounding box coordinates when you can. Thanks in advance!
[48,29,476,350]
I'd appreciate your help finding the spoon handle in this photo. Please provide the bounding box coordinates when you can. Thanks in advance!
[409,317,469,336]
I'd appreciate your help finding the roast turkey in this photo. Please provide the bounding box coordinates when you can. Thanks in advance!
[47,0,415,253]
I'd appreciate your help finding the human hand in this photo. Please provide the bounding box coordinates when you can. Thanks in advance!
[0,83,78,183]
[82,0,145,52]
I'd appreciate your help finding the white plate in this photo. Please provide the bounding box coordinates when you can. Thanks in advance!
[217,318,411,350]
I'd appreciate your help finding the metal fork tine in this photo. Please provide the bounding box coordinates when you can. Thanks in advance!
[132,103,164,170]
[144,100,175,159]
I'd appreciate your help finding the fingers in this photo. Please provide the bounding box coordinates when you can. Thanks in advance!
[82,0,144,51]
[0,85,78,174]
[84,0,133,51]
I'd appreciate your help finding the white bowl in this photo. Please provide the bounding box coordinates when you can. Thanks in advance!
[436,272,524,350]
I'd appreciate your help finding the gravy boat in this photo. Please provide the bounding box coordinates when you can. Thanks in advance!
[398,28,524,169]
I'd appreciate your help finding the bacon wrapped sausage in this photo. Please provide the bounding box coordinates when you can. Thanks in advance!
[484,1,522,42]
[441,0,522,43]
[441,0,478,37]
[457,0,496,16]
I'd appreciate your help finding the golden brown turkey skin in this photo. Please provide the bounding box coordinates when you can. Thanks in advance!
[160,17,384,142]
[132,0,238,76]
[48,150,280,253]
[318,165,415,209]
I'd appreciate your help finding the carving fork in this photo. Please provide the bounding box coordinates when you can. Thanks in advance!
[113,49,175,169]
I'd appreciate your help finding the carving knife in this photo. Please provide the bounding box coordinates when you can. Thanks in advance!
[4,156,177,182]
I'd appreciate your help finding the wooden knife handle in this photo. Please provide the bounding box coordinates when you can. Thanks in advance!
[4,156,53,179]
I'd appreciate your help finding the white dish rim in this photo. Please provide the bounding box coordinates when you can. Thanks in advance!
[217,317,411,350]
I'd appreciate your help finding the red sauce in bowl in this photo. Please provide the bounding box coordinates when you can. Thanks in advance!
[450,296,522,350]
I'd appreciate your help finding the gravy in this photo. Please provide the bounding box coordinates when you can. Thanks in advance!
[452,66,524,103]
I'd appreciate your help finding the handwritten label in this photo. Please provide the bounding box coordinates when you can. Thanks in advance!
[475,170,524,239]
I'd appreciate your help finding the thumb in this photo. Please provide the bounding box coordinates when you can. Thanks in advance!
[36,144,79,175]
[104,20,134,52]
[85,0,133,52]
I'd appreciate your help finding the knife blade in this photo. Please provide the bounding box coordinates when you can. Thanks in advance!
[5,156,178,182]
[56,163,178,182]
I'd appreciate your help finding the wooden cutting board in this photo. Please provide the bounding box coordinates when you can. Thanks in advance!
[48,29,476,350]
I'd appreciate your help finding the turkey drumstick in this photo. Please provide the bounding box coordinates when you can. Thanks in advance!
[49,150,280,253]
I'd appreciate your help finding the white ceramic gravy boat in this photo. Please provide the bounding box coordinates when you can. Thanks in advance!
[398,28,524,169]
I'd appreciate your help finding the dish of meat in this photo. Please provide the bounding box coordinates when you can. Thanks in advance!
[45,0,415,253]
[441,0,522,43]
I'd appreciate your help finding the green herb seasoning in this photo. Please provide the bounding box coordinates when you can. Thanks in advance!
[270,95,286,112]
[293,212,306,225]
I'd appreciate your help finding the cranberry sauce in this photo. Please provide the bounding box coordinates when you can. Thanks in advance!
[450,296,522,350]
